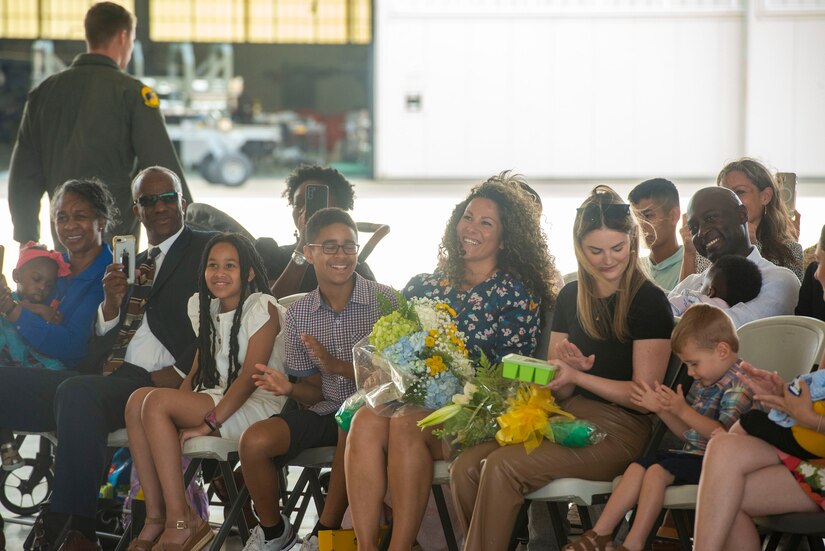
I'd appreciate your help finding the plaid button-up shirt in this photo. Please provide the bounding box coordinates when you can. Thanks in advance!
[285,273,396,415]
[683,360,754,453]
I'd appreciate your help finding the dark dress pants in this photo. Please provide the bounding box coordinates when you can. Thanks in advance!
[0,364,153,518]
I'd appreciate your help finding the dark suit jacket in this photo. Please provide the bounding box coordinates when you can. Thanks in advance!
[78,226,218,375]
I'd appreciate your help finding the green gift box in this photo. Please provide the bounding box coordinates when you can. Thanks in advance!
[501,354,558,385]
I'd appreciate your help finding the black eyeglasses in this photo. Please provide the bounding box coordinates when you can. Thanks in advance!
[307,242,360,255]
[576,203,631,226]
[135,191,179,207]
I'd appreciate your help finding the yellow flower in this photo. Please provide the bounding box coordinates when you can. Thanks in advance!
[425,336,436,348]
[425,356,447,376]
[436,303,458,317]
[429,329,439,338]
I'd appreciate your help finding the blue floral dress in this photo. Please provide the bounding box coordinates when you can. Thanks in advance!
[404,271,541,364]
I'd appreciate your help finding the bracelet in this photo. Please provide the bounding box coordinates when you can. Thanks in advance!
[203,410,222,431]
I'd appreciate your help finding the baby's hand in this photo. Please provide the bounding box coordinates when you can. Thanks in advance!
[629,380,663,413]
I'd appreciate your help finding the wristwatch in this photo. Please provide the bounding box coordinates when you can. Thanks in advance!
[291,250,307,266]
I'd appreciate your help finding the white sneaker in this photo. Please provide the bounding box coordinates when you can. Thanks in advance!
[299,535,319,551]
[242,516,297,551]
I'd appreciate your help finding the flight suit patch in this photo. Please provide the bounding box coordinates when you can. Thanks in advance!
[141,86,160,108]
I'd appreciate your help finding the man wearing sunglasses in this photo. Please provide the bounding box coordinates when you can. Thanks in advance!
[8,2,191,249]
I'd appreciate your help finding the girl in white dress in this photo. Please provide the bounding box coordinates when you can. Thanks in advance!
[124,233,286,551]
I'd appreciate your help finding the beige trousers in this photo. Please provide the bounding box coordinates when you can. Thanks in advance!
[450,395,653,551]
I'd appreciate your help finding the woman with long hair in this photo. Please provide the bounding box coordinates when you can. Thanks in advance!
[124,233,287,551]
[681,158,802,281]
[346,172,557,551]
[450,186,674,551]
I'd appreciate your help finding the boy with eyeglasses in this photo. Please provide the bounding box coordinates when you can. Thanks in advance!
[239,208,397,551]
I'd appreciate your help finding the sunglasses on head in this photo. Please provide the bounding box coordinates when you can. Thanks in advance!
[135,191,179,208]
[576,202,631,226]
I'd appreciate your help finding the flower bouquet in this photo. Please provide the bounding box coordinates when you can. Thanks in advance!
[419,359,605,454]
[352,293,475,413]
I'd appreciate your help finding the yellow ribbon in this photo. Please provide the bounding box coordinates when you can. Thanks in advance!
[495,385,574,453]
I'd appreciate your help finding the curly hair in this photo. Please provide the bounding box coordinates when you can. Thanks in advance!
[282,164,355,211]
[717,158,797,268]
[193,233,272,391]
[436,171,557,309]
[573,185,646,342]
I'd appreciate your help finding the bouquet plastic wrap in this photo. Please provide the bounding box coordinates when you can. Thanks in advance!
[353,294,474,413]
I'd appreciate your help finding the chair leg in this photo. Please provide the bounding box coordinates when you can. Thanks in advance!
[671,510,693,551]
[547,502,570,550]
[577,505,593,531]
[378,518,393,551]
[208,460,249,550]
[809,535,825,551]
[508,501,529,551]
[763,531,782,551]
[431,484,458,551]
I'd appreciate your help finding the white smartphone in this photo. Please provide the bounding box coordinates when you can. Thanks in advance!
[776,172,797,214]
[113,235,137,285]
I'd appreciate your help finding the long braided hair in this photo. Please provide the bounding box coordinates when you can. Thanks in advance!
[193,233,272,390]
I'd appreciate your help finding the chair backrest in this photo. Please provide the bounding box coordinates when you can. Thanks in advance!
[737,315,825,381]
[355,222,390,264]
[534,308,555,361]
[279,292,308,308]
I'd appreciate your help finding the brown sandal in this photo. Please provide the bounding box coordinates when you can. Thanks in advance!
[152,509,213,551]
[563,529,613,551]
[128,516,165,551]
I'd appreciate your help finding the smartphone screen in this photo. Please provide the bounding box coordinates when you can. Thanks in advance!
[113,235,137,285]
[305,183,329,221]
[776,172,797,214]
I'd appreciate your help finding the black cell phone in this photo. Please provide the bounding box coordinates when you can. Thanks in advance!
[305,183,329,221]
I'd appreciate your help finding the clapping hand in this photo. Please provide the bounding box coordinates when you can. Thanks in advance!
[252,364,293,396]
[554,339,595,372]
[655,384,688,415]
[630,380,664,413]
[737,361,784,401]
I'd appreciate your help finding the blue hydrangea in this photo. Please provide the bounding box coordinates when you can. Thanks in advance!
[382,334,427,376]
[423,371,463,410]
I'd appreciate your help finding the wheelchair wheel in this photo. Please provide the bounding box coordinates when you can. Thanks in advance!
[0,458,53,516]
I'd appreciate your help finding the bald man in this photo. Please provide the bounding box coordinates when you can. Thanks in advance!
[670,187,799,327]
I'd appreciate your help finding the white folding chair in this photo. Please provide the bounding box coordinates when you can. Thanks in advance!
[279,292,308,308]
[280,446,336,532]
[737,315,825,379]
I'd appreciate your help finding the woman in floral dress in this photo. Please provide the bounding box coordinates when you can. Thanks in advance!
[345,172,558,550]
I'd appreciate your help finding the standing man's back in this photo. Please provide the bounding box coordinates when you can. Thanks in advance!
[8,1,191,245]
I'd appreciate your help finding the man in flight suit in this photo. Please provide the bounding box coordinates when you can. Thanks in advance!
[8,1,192,246]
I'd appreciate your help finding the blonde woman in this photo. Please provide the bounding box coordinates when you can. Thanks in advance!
[450,186,674,551]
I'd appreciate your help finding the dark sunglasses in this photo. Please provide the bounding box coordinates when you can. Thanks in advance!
[135,191,179,208]
[576,203,631,226]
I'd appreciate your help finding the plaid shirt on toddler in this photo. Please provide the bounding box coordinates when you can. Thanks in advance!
[683,360,754,453]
